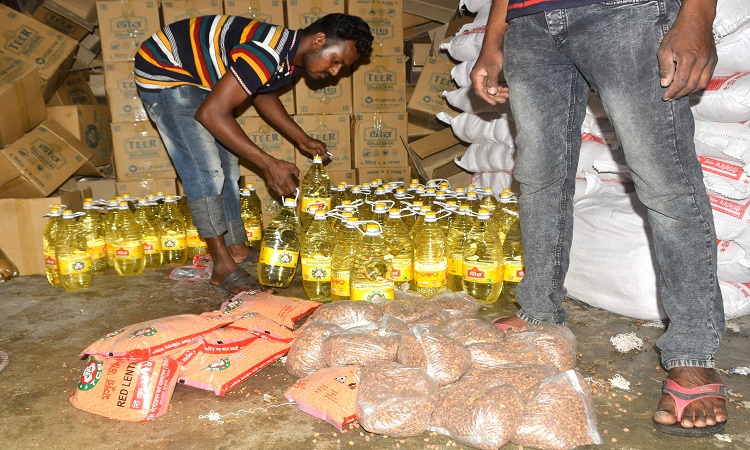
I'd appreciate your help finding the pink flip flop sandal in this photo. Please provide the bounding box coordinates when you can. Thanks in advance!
[491,316,519,331]
[653,378,729,437]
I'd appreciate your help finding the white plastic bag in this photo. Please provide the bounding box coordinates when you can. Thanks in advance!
[717,240,750,282]
[719,281,750,318]
[694,120,750,165]
[689,73,750,123]
[451,59,477,88]
[714,0,750,38]
[438,112,515,145]
[443,86,508,114]
[456,142,515,173]
[715,22,750,75]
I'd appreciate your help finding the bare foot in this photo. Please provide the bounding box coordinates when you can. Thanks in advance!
[653,367,728,429]
[492,315,531,332]
[227,243,254,264]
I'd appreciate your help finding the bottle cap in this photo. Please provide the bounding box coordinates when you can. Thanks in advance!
[467,192,478,199]
[313,154,323,163]
[389,208,401,218]
[314,209,327,219]
[283,198,295,207]
[365,223,381,235]
[424,211,437,222]
[483,187,493,194]
[478,209,490,219]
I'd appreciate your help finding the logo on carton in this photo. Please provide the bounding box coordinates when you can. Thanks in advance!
[248,125,281,146]
[365,124,396,143]
[365,65,396,90]
[310,125,339,144]
[309,85,342,103]
[111,11,147,40]
[299,7,324,26]
[368,17,394,40]
[3,26,41,56]
[117,77,138,94]
[429,71,453,92]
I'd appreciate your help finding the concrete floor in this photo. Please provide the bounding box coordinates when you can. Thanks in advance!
[1,265,748,450]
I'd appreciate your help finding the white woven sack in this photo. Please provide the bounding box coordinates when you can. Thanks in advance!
[718,281,750,319]
[438,112,515,145]
[451,60,476,88]
[455,142,514,173]
[689,73,750,123]
[699,155,750,199]
[443,86,508,114]
[714,0,750,38]
[710,193,750,248]
[579,138,631,183]
[717,240,750,282]
[715,22,750,76]
[694,120,750,164]
[441,30,485,62]
[474,171,514,193]
[459,0,492,14]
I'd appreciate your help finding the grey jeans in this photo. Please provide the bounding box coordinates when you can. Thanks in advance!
[503,0,724,369]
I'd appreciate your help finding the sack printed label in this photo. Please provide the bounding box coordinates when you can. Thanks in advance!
[462,261,500,284]
[78,357,103,391]
[391,261,413,281]
[142,236,161,254]
[129,326,156,339]
[414,261,447,287]
[58,254,92,275]
[115,241,144,260]
[161,234,186,250]
[331,273,350,296]
[260,248,299,268]
[205,357,231,371]
[99,328,124,341]
[302,257,331,282]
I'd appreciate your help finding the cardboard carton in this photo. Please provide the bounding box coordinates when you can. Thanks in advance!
[33,0,97,40]
[116,178,178,197]
[75,177,118,200]
[285,0,345,29]
[352,55,406,113]
[235,83,295,117]
[0,120,98,198]
[347,0,403,56]
[236,116,296,175]
[404,0,458,23]
[103,61,149,122]
[294,68,353,115]
[357,166,412,184]
[160,0,223,25]
[407,57,457,120]
[0,196,62,276]
[46,71,99,106]
[327,168,357,186]
[0,55,46,148]
[401,129,467,181]
[223,0,284,24]
[294,114,352,172]
[351,112,408,167]
[47,105,113,167]
[96,0,162,62]
[0,4,77,100]
[111,121,177,181]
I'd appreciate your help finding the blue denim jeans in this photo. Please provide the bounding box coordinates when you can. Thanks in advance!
[503,0,724,369]
[138,85,246,246]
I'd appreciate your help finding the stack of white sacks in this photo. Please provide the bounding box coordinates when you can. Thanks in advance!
[439,0,750,320]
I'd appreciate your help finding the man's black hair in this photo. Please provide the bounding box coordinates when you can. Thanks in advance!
[304,13,374,56]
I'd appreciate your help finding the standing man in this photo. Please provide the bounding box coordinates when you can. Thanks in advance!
[135,14,373,294]
[471,0,728,437]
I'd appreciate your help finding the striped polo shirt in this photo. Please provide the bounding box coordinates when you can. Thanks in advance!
[134,15,300,96]
[506,0,608,21]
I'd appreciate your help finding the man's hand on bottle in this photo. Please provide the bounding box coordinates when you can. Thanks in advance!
[298,136,330,161]
[261,156,300,196]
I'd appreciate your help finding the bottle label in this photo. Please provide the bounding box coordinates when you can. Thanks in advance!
[301,197,331,215]
[142,236,161,255]
[245,225,262,242]
[187,230,206,248]
[115,241,144,260]
[330,272,350,296]
[88,239,106,260]
[161,234,186,251]
[447,256,463,276]
[351,285,394,302]
[462,261,500,284]
[260,247,299,268]
[106,243,115,258]
[391,261,413,281]
[58,253,92,275]
[504,260,525,282]
[301,257,331,282]
[414,261,447,288]
[44,250,57,267]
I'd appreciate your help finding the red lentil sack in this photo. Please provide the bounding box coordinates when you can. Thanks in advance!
[220,292,321,329]
[429,374,523,450]
[513,370,603,450]
[81,314,231,360]
[322,326,400,367]
[310,300,382,329]
[224,312,297,343]
[401,324,471,387]
[179,338,291,396]
[284,365,361,431]
[356,361,439,437]
[69,356,180,421]
[286,320,343,378]
[201,327,258,353]
[430,291,481,321]
[380,299,438,324]
[439,318,507,346]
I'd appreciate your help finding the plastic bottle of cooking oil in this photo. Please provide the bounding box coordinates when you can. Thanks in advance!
[413,211,447,297]
[330,217,362,301]
[240,188,264,250]
[350,223,394,301]
[56,209,93,292]
[103,199,121,268]
[371,202,390,228]
[422,187,437,210]
[299,155,332,230]
[42,206,63,286]
[300,209,334,301]
[119,193,137,212]
[181,200,208,261]
[436,201,458,236]
[349,185,364,204]
[445,205,475,292]
[467,184,477,194]
[401,200,422,230]
[492,189,519,244]
[383,208,413,289]
[479,187,498,217]
[331,182,349,212]
[501,206,523,302]
[134,197,163,269]
[244,183,263,217]
[462,209,503,304]
[78,200,107,274]
[111,201,146,276]
[159,195,188,265]
[258,197,301,288]
[453,187,466,206]
[464,191,480,213]
[410,204,432,241]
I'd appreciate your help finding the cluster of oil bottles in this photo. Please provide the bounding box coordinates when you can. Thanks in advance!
[42,192,209,292]
[256,155,524,305]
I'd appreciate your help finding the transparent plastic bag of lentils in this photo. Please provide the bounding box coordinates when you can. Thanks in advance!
[321,325,400,367]
[513,370,603,450]
[286,320,343,378]
[398,323,471,387]
[310,300,382,329]
[356,361,439,437]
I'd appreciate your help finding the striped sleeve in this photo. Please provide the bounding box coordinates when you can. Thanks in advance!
[228,25,285,96]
